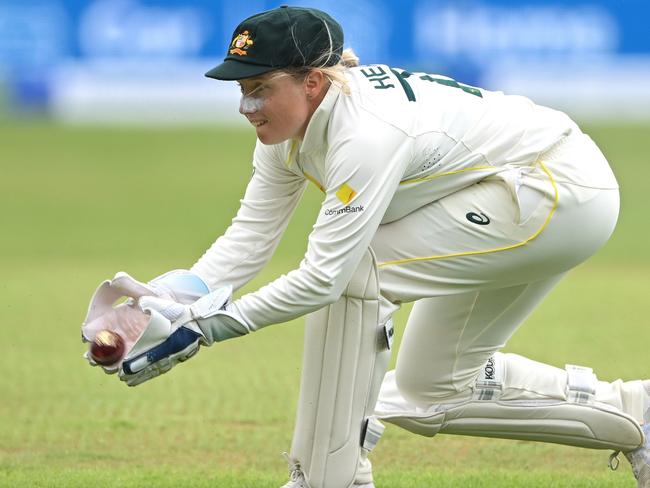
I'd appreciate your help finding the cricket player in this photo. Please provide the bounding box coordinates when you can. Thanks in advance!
[82,6,650,488]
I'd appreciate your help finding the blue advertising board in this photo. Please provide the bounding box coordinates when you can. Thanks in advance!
[1,0,649,119]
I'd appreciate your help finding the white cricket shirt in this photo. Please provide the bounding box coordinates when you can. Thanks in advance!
[191,65,577,330]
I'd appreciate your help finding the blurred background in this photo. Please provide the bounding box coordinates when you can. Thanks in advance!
[2,0,650,124]
[2,2,650,487]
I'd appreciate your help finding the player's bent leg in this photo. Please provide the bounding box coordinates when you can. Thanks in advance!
[282,248,392,488]
[379,280,650,485]
[624,420,650,487]
[377,352,644,451]
[393,277,565,406]
[382,356,650,487]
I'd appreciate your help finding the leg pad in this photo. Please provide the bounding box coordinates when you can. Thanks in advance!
[376,356,643,452]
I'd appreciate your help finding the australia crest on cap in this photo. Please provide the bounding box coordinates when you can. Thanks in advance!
[230,30,254,56]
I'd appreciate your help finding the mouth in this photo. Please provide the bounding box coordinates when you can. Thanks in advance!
[249,120,268,128]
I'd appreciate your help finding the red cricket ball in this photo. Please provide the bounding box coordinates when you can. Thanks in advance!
[90,330,126,366]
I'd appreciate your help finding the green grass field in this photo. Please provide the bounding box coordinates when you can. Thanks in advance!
[1,122,649,487]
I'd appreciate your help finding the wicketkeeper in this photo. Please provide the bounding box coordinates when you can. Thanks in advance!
[82,6,650,488]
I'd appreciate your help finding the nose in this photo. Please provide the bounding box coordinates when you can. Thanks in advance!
[239,95,260,115]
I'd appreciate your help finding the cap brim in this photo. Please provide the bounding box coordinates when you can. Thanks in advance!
[205,59,276,81]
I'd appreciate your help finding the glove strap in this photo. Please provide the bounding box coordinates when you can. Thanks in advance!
[189,286,233,319]
[196,308,251,343]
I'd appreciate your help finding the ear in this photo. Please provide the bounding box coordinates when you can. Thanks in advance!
[304,70,327,99]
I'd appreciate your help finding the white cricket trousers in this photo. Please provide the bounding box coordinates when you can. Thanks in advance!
[370,128,645,421]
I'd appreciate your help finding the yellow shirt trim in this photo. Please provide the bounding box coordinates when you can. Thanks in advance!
[400,165,496,185]
[285,140,298,168]
[303,170,325,193]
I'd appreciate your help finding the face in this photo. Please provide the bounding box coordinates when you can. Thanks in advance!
[237,72,317,145]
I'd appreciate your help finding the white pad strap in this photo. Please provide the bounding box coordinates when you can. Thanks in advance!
[473,355,505,401]
[565,364,597,404]
[361,417,386,452]
[382,320,395,350]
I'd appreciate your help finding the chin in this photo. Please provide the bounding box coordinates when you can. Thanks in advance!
[256,130,288,145]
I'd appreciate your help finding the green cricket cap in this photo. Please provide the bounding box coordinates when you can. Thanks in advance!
[205,5,344,81]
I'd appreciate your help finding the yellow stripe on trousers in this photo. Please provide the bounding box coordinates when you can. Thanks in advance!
[378,161,559,268]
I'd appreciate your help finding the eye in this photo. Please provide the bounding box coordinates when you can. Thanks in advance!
[252,84,266,95]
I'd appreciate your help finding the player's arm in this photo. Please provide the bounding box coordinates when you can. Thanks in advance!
[190,140,308,291]
[230,116,411,329]
[115,117,411,386]
[84,142,306,380]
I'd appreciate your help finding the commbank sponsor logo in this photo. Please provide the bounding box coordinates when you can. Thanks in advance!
[324,205,365,216]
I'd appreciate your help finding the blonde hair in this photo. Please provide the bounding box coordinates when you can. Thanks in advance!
[264,48,360,94]
[319,49,359,94]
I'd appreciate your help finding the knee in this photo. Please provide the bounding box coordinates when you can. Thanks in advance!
[394,365,464,407]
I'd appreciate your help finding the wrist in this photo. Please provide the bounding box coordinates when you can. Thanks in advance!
[196,311,250,343]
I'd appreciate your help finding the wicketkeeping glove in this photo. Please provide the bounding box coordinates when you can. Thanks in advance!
[82,270,210,373]
[118,287,251,386]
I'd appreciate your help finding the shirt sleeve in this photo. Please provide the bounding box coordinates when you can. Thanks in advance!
[231,116,412,330]
[190,141,308,291]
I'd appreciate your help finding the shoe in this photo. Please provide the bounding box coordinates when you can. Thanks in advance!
[624,423,650,487]
[279,453,376,488]
[280,474,308,488]
[280,453,309,488]
[280,478,374,488]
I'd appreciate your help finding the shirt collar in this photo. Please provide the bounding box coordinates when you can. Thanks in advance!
[298,82,342,155]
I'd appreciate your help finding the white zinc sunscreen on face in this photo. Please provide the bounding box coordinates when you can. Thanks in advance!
[239,94,265,113]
